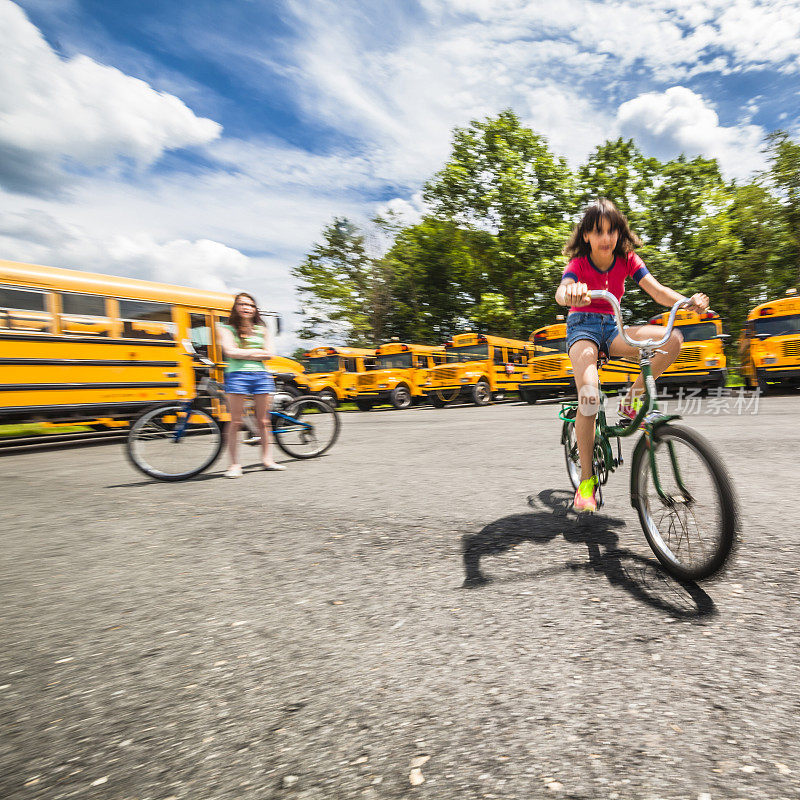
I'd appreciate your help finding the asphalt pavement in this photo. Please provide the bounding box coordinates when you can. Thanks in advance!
[2,394,799,799]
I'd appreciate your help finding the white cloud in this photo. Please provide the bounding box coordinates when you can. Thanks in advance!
[616,86,766,179]
[0,0,221,193]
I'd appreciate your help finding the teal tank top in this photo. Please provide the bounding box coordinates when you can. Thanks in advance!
[222,324,268,373]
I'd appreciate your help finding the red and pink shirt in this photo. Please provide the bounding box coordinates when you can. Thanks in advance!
[561,252,649,314]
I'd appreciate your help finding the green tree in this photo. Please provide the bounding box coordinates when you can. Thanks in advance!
[423,109,574,336]
[292,217,387,346]
[576,137,659,226]
[764,131,800,286]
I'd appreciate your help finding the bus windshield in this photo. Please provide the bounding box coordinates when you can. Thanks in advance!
[305,356,340,373]
[448,343,489,362]
[534,337,567,354]
[376,352,413,369]
[754,314,800,338]
[676,322,719,342]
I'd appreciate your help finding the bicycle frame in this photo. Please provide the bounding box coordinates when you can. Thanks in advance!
[169,381,314,444]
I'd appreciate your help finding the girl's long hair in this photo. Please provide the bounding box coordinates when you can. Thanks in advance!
[227,292,264,342]
[563,198,642,259]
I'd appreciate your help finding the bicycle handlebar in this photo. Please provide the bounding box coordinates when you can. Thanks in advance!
[587,290,692,349]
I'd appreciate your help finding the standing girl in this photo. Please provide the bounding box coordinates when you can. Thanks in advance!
[218,292,285,478]
[555,199,708,512]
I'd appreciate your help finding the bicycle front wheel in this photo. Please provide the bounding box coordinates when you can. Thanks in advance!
[126,404,223,481]
[632,424,737,581]
[562,415,581,491]
[273,396,340,459]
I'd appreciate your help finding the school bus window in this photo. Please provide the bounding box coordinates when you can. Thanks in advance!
[754,313,800,337]
[450,343,489,362]
[377,352,413,369]
[676,322,719,342]
[415,355,429,367]
[60,292,112,337]
[189,313,213,357]
[493,347,506,365]
[305,355,339,373]
[118,299,174,340]
[0,286,52,332]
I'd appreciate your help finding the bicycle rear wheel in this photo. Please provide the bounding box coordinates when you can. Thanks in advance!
[632,424,737,581]
[272,396,340,459]
[126,404,223,481]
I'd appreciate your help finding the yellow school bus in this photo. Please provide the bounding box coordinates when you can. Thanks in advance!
[0,260,301,425]
[739,290,800,393]
[648,308,727,389]
[351,342,446,411]
[302,346,377,407]
[518,321,637,402]
[421,332,534,406]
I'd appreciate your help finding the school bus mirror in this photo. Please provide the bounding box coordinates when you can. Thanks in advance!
[715,333,730,340]
[181,338,198,355]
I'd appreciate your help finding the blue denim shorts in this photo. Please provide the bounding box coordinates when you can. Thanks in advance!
[566,312,619,356]
[224,370,276,395]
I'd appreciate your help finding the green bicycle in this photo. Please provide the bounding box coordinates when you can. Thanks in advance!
[560,290,737,581]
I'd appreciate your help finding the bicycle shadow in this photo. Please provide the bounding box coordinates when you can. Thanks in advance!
[461,489,716,619]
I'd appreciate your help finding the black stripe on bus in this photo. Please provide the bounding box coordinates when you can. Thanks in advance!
[0,358,179,367]
[0,401,163,418]
[0,333,176,346]
[0,382,181,391]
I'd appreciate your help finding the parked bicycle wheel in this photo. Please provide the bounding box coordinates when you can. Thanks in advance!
[272,396,340,459]
[631,424,737,581]
[126,403,223,481]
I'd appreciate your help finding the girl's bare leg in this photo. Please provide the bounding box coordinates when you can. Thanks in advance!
[569,340,601,483]
[226,393,246,467]
[254,393,275,467]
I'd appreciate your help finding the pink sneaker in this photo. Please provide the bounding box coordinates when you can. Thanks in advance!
[573,477,598,513]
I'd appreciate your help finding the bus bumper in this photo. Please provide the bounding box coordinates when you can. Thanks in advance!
[656,368,727,387]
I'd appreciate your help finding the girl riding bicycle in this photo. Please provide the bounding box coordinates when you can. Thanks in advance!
[218,291,285,478]
[555,198,708,513]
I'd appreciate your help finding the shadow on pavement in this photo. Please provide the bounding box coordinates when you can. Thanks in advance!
[461,489,716,619]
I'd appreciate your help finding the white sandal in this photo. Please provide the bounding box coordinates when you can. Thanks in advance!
[262,463,286,471]
[225,464,243,478]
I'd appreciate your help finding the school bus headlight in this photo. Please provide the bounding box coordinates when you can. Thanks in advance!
[424,379,431,386]
[705,358,719,367]
[378,383,388,388]
[763,356,777,365]
[460,377,469,383]
[565,368,573,374]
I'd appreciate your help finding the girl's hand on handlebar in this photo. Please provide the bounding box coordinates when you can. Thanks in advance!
[564,282,591,307]
[686,292,709,314]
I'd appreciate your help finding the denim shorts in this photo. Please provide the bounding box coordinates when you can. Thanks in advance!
[224,370,277,395]
[566,312,619,356]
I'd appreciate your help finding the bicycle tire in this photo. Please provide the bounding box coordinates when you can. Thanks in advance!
[631,424,737,581]
[126,403,223,481]
[272,396,340,459]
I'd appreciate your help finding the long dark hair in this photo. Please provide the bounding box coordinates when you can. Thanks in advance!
[227,292,264,342]
[563,198,642,259]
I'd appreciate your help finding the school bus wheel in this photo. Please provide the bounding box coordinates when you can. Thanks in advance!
[318,388,338,408]
[471,380,491,406]
[756,369,769,395]
[355,399,373,412]
[521,388,539,405]
[390,384,412,410]
[430,393,448,408]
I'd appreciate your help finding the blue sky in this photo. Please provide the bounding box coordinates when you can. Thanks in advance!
[1,0,798,351]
